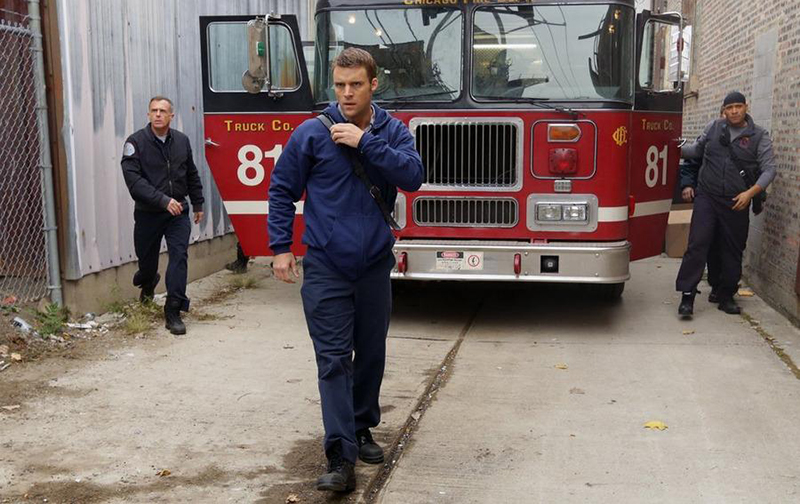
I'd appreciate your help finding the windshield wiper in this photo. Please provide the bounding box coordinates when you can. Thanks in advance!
[495,97,584,118]
[378,88,458,102]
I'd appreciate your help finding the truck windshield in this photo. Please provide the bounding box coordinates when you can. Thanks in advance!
[314,8,463,103]
[472,5,634,102]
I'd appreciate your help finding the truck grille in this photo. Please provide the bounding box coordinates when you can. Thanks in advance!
[413,197,518,227]
[412,119,521,190]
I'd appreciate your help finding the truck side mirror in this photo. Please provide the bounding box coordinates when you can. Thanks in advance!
[242,17,270,93]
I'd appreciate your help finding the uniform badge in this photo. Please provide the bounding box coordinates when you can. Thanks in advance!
[123,142,135,156]
[738,136,750,147]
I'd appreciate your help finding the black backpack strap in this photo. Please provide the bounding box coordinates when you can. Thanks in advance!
[315,114,401,231]
[316,113,335,131]
[723,125,761,186]
[723,126,766,214]
[346,151,401,231]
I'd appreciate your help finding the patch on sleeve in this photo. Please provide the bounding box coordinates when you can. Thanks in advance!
[123,142,136,156]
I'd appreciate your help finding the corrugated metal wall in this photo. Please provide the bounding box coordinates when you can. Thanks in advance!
[56,0,314,279]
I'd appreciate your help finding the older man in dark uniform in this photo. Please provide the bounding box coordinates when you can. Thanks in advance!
[121,96,204,335]
[676,92,777,316]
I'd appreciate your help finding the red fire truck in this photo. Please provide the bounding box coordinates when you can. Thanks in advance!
[200,0,684,298]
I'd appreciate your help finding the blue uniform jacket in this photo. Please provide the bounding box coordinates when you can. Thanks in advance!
[268,102,424,279]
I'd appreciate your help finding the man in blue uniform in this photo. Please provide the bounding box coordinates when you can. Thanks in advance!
[121,96,204,335]
[268,48,424,492]
[676,92,776,316]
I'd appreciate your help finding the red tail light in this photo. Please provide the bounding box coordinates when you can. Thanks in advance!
[549,148,578,175]
[397,252,408,273]
[628,195,636,218]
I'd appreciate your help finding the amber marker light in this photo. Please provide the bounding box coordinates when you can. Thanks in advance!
[547,123,582,142]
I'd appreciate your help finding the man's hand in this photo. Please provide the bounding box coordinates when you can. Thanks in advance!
[330,123,365,148]
[166,198,183,216]
[681,187,695,202]
[732,185,761,211]
[193,211,204,224]
[273,252,299,283]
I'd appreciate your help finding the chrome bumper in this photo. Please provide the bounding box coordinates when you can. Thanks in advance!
[391,239,630,283]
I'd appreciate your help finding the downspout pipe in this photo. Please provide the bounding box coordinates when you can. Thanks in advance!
[28,0,63,306]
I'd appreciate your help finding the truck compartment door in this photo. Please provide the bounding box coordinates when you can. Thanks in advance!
[200,15,314,256]
[628,11,684,261]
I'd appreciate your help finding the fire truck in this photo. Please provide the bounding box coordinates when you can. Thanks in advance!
[199,0,685,298]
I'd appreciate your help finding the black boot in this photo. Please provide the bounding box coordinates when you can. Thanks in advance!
[356,428,384,464]
[678,291,695,317]
[164,299,186,335]
[317,445,355,493]
[708,289,720,304]
[139,273,160,303]
[225,243,249,273]
[225,258,248,274]
[717,297,741,314]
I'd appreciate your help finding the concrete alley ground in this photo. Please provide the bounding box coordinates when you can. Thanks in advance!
[1,257,800,503]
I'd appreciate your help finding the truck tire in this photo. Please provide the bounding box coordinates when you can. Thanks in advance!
[598,282,625,300]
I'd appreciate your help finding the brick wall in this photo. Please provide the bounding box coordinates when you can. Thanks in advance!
[676,0,800,324]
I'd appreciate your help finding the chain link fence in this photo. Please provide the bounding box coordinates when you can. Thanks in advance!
[0,13,48,303]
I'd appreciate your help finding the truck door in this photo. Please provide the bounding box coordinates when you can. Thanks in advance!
[628,11,684,260]
[200,15,313,256]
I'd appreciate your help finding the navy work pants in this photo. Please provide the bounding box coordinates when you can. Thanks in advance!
[706,234,722,291]
[133,209,191,311]
[676,191,749,299]
[301,248,394,464]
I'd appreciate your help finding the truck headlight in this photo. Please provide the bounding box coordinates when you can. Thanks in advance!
[537,203,563,221]
[562,204,588,221]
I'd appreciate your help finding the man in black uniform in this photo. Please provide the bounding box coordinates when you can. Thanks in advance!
[676,92,776,316]
[121,96,204,335]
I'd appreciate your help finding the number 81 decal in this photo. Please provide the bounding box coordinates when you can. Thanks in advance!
[645,144,668,188]
[237,144,283,186]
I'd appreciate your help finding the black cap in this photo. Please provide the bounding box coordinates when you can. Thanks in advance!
[723,91,746,107]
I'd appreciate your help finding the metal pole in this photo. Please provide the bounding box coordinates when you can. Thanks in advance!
[28,0,62,306]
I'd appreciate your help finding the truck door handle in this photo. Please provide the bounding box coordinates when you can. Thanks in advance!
[205,138,220,147]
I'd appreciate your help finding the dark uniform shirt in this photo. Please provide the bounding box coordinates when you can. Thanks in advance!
[121,124,204,212]
[681,115,777,197]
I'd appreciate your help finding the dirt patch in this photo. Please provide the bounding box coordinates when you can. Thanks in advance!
[256,437,358,504]
[0,304,73,364]
[13,480,111,503]
[0,270,271,405]
[3,437,349,503]
[256,482,358,504]
[0,265,270,371]
[0,303,152,374]
[187,310,233,322]
[1,465,276,503]
[0,379,91,407]
[0,323,167,414]
[21,464,72,477]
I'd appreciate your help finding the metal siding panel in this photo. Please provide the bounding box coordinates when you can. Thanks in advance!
[58,0,312,279]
